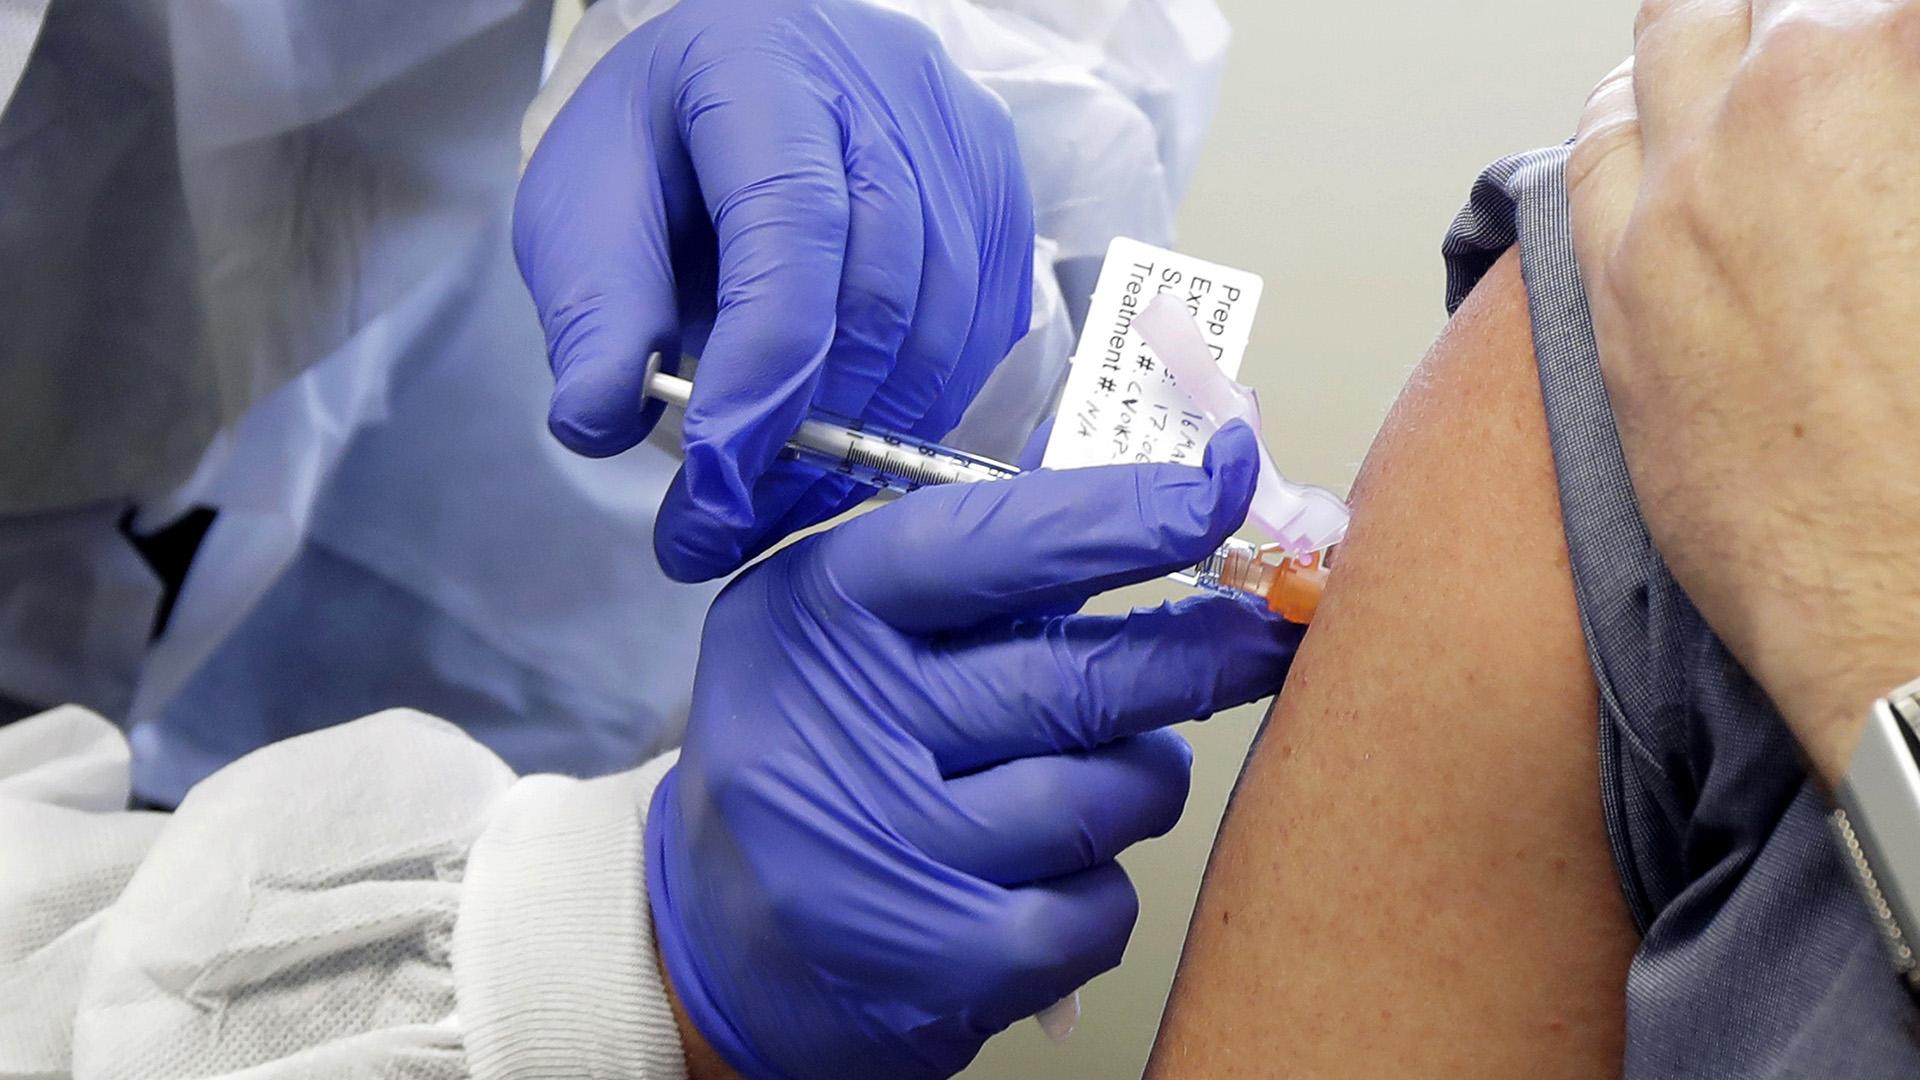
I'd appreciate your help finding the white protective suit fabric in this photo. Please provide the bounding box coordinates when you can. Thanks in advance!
[0,0,1227,806]
[0,707,685,1079]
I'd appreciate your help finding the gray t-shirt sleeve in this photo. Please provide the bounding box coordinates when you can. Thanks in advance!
[1443,144,1920,1078]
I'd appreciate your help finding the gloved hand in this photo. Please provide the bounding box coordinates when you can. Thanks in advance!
[514,0,1035,583]
[649,422,1301,1080]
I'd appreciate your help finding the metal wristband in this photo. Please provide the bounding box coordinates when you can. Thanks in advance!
[1831,675,1920,995]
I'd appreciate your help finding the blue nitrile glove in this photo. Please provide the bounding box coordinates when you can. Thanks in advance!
[648,423,1302,1080]
[514,0,1035,583]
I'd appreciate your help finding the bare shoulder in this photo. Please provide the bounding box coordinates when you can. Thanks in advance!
[1147,250,1637,1079]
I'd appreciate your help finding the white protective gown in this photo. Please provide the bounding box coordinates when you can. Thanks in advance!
[0,1,1228,1071]
[0,0,1229,808]
[0,707,688,1079]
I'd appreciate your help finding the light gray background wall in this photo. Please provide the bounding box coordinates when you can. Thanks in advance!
[546,2,1640,1076]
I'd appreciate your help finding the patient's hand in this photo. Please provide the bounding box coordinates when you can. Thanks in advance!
[1146,252,1637,1079]
[1569,1,1920,784]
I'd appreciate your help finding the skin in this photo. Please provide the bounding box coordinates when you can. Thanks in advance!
[1571,0,1920,785]
[1146,251,1639,1078]
[666,969,744,1080]
[678,9,1920,1070]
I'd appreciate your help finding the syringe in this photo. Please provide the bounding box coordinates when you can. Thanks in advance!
[642,358,1021,492]
[645,358,1332,1043]
[642,356,1333,624]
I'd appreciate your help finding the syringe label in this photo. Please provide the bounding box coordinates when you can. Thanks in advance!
[1042,238,1265,471]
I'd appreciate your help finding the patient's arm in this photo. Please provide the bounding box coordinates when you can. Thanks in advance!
[1147,251,1638,1078]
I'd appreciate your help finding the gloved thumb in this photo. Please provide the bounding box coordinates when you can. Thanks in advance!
[824,420,1263,634]
[543,308,676,458]
[511,34,684,458]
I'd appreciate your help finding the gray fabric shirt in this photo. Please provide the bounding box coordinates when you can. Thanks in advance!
[1443,145,1920,1077]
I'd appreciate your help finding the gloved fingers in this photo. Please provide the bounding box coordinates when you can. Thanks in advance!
[876,70,1036,444]
[702,467,875,575]
[915,731,1192,886]
[820,421,1262,633]
[861,164,980,438]
[971,863,1140,1031]
[994,420,1085,618]
[667,110,925,562]
[833,27,976,438]
[546,341,673,458]
[655,52,851,582]
[513,33,690,458]
[810,104,923,419]
[733,85,1034,557]
[919,595,1301,775]
[907,77,1037,441]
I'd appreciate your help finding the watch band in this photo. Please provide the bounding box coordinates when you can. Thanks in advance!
[1831,674,1920,994]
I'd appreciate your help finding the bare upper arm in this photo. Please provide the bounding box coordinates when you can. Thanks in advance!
[1146,250,1638,1079]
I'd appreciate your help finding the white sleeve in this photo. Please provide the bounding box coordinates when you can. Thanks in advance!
[522,0,1228,462]
[0,708,166,1079]
[0,707,687,1080]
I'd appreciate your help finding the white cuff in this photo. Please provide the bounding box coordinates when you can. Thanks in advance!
[454,751,686,1080]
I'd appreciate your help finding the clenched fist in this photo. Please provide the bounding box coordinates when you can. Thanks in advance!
[1569,0,1920,783]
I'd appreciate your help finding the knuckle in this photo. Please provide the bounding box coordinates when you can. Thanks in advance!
[1634,0,1684,42]
[1741,16,1836,101]
[1639,0,1753,51]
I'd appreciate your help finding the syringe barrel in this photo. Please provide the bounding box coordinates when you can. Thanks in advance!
[642,356,1331,621]
[642,356,1019,494]
[785,413,1020,494]
[786,413,1332,622]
